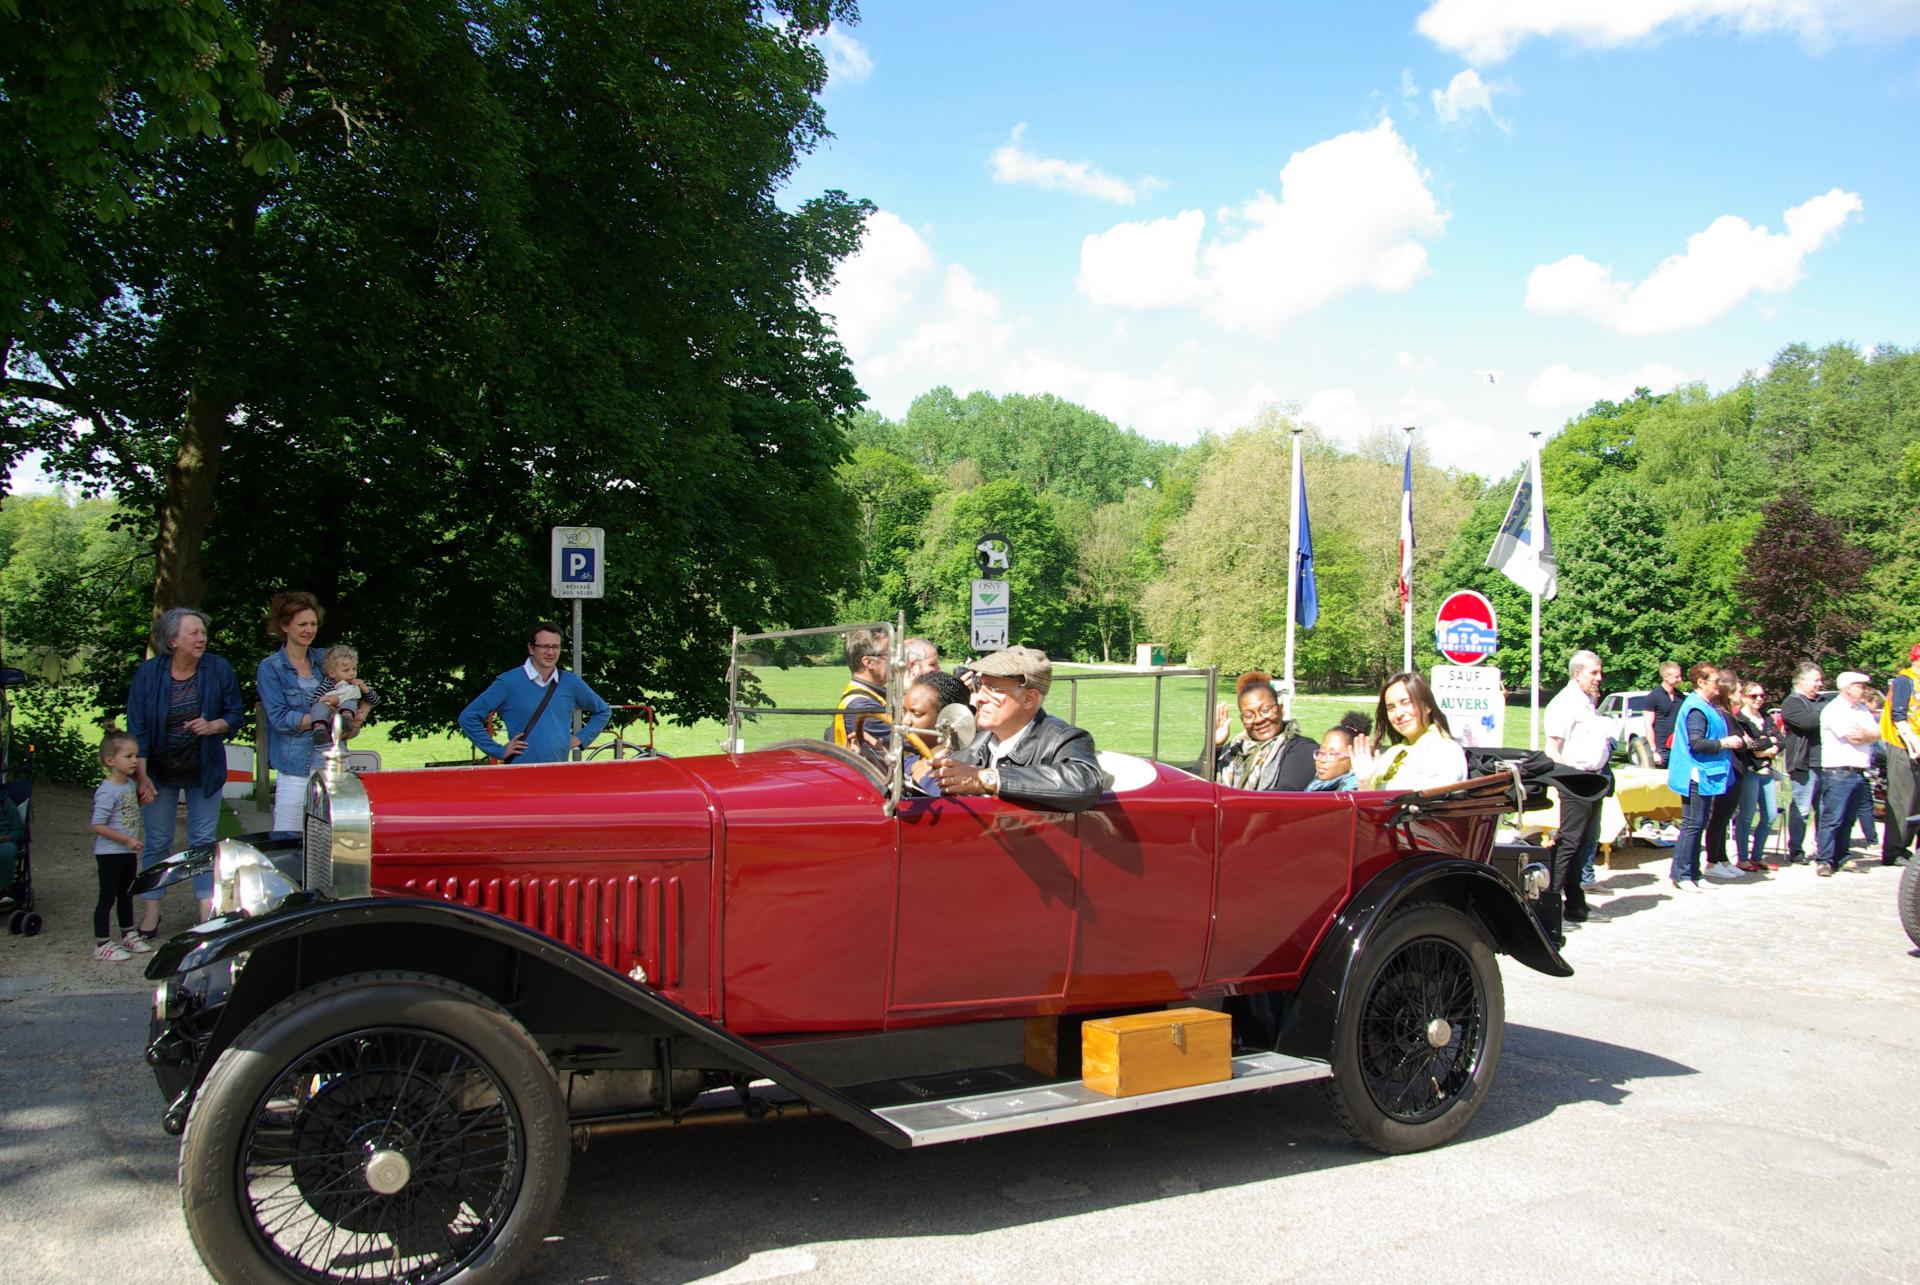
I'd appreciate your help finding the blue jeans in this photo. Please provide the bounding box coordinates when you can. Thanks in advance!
[1734,770,1779,865]
[1787,771,1819,858]
[1670,787,1714,883]
[139,784,220,901]
[1579,828,1600,885]
[1816,769,1869,868]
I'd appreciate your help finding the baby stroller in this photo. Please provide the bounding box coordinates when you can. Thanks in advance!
[0,666,41,937]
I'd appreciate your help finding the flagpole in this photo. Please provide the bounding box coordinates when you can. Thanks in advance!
[1283,425,1302,699]
[1529,429,1543,750]
[1402,426,1414,675]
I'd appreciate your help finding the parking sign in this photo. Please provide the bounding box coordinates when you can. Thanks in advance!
[550,527,605,599]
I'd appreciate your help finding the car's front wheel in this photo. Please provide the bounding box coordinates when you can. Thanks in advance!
[1628,737,1655,767]
[180,971,567,1284]
[1325,903,1504,1154]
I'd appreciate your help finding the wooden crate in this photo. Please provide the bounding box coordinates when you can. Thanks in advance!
[1081,1007,1232,1098]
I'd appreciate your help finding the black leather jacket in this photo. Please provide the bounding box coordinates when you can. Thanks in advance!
[951,709,1103,813]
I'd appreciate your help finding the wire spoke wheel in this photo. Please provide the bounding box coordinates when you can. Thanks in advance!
[1356,937,1485,1124]
[239,1028,522,1283]
[182,973,566,1285]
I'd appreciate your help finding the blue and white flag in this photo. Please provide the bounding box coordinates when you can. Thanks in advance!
[1487,452,1559,599]
[1295,452,1319,629]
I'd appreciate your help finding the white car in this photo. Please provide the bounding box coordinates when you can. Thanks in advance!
[1597,690,1656,765]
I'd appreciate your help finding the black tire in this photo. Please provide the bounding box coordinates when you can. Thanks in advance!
[180,971,567,1284]
[20,911,40,936]
[1900,857,1920,950]
[1324,903,1505,1155]
[1628,737,1655,768]
[7,910,23,934]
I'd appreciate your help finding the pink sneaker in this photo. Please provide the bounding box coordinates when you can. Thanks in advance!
[120,930,154,954]
[93,940,132,962]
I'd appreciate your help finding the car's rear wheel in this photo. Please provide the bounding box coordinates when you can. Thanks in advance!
[1325,903,1504,1154]
[1628,737,1655,768]
[1900,856,1920,950]
[180,971,567,1284]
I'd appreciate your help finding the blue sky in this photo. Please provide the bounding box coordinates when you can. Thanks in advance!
[795,1,1920,477]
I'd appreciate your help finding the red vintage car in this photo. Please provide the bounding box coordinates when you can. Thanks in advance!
[139,625,1563,1285]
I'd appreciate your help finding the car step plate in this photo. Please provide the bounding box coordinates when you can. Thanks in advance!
[873,1051,1330,1146]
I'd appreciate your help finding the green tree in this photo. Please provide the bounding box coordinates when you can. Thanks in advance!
[1735,489,1872,695]
[906,479,1077,657]
[1539,477,1685,688]
[837,445,941,623]
[1074,490,1155,662]
[4,1,872,730]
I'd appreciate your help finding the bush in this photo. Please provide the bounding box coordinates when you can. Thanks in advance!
[10,722,100,785]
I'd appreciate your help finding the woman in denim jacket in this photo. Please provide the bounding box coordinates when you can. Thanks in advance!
[256,591,365,830]
[126,607,243,931]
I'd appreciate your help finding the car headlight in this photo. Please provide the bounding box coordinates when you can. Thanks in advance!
[208,840,298,920]
[1520,861,1551,901]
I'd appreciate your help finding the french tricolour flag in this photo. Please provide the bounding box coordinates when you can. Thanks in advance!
[1397,446,1413,606]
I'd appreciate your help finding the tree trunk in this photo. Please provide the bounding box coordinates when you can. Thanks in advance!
[149,388,231,616]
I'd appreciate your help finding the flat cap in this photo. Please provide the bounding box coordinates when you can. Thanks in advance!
[971,645,1052,699]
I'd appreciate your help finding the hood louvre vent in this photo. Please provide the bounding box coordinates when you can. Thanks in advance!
[401,874,682,987]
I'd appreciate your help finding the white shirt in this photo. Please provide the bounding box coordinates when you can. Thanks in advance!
[987,716,1034,767]
[1819,696,1876,769]
[521,659,559,688]
[1356,727,1468,790]
[1543,683,1620,772]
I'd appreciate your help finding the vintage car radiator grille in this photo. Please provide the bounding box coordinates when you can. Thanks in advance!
[303,812,333,897]
[400,874,683,985]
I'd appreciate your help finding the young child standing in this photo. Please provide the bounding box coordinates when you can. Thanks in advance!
[307,643,381,743]
[91,730,150,961]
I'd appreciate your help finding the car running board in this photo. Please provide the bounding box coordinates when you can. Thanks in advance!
[866,1050,1331,1147]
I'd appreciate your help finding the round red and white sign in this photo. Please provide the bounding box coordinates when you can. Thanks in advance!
[1434,590,1498,666]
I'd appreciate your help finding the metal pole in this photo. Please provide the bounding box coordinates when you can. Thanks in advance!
[1283,426,1302,699]
[570,598,583,761]
[1402,426,1415,675]
[1529,430,1543,751]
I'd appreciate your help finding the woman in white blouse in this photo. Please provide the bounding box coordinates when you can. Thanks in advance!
[1352,671,1469,790]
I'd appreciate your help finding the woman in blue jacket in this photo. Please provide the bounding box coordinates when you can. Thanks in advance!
[255,591,363,830]
[1666,661,1749,891]
[127,607,243,932]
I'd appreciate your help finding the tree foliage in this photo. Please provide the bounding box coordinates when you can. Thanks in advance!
[905,479,1077,657]
[2,1,871,730]
[1734,490,1871,696]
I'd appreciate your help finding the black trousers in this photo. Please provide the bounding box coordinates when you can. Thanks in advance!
[94,851,136,940]
[1705,784,1741,865]
[1542,790,1603,944]
[1885,743,1916,861]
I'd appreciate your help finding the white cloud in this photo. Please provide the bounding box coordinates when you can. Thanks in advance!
[818,210,937,356]
[1397,351,1438,375]
[1524,188,1862,334]
[989,124,1166,204]
[1417,0,1920,65]
[1431,69,1512,131]
[1301,388,1378,442]
[1525,361,1698,410]
[1078,119,1448,335]
[817,24,874,84]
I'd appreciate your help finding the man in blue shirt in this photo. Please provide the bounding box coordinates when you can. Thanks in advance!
[459,623,612,764]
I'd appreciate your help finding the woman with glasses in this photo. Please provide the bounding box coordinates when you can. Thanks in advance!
[1667,662,1747,891]
[1732,681,1782,872]
[1351,672,1467,790]
[1304,712,1372,791]
[1212,671,1316,791]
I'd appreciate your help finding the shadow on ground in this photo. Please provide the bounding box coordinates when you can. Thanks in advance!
[533,1023,1696,1283]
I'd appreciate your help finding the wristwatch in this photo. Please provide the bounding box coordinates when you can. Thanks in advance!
[978,767,1000,796]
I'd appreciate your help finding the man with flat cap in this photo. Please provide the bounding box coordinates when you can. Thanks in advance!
[930,645,1103,812]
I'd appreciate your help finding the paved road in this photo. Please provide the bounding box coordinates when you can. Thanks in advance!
[2,857,1915,1284]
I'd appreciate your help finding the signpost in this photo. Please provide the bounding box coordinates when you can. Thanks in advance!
[1431,664,1505,747]
[971,532,1011,652]
[551,526,605,759]
[1434,589,1498,666]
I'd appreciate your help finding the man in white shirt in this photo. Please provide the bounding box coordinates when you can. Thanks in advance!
[1815,670,1880,875]
[1541,649,1621,942]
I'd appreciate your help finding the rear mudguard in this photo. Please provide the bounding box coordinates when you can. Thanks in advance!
[144,894,908,1147]
[1273,855,1570,1062]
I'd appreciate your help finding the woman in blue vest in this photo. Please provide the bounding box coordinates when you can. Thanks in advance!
[1666,661,1749,891]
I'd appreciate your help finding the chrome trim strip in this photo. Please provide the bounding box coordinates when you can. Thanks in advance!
[873,1051,1331,1146]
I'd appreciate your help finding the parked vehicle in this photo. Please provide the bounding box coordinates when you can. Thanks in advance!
[136,623,1564,1285]
[1598,690,1655,765]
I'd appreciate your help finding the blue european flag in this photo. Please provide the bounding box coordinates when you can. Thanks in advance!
[1296,456,1319,629]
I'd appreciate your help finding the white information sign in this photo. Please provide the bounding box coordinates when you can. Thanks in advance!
[1432,664,1505,748]
[970,577,1009,651]
[550,526,605,599]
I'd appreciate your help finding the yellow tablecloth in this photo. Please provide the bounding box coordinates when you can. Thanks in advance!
[1509,765,1682,863]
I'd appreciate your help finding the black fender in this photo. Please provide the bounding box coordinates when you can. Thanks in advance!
[1273,856,1570,1062]
[143,893,909,1147]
